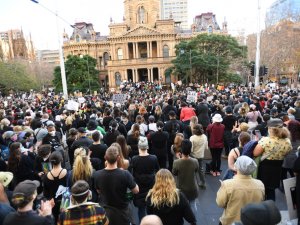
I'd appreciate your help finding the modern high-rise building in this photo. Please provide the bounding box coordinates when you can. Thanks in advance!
[161,0,188,29]
[266,0,300,27]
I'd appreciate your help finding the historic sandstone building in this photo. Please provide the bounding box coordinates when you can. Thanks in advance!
[63,0,226,87]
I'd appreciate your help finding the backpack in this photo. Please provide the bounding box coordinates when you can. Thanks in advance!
[0,145,9,161]
[170,121,180,137]
[242,140,258,158]
[57,172,71,212]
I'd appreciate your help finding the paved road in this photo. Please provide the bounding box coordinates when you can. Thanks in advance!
[189,159,288,225]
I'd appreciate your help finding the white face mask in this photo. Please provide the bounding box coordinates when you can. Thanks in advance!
[49,131,56,136]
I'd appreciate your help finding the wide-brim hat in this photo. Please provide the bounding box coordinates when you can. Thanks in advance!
[0,172,13,187]
[267,118,283,128]
[212,114,223,123]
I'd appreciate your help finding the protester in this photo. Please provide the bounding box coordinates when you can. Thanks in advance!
[3,180,54,225]
[58,180,109,225]
[189,124,207,188]
[146,169,196,225]
[207,114,225,176]
[93,145,139,225]
[173,140,199,214]
[131,136,160,223]
[253,118,292,200]
[216,156,265,225]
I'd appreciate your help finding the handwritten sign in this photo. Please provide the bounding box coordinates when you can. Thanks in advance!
[112,94,127,104]
[186,91,197,103]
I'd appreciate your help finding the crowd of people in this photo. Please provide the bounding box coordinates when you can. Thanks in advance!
[0,83,299,225]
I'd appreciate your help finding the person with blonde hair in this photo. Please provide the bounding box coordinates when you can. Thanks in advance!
[71,148,93,186]
[146,169,196,225]
[253,118,292,201]
[183,116,198,139]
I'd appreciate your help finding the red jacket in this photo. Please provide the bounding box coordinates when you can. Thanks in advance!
[180,107,196,122]
[206,123,225,148]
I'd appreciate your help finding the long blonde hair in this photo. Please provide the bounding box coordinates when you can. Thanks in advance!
[146,169,179,209]
[190,116,198,130]
[110,143,128,170]
[72,148,93,183]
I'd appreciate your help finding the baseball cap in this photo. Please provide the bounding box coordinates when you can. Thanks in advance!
[241,200,281,225]
[13,180,40,199]
[77,127,87,133]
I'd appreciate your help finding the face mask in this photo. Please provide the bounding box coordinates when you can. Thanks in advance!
[49,131,56,136]
[121,118,128,123]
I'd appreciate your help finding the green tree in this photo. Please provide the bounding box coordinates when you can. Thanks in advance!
[172,33,247,84]
[0,61,38,94]
[53,55,100,93]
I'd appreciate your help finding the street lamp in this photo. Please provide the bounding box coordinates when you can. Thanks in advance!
[30,0,68,99]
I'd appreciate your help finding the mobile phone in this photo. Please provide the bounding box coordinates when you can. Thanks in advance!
[255,130,262,140]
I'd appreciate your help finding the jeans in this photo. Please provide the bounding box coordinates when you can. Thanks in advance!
[137,206,146,223]
[196,158,206,185]
[210,148,223,172]
[189,199,197,216]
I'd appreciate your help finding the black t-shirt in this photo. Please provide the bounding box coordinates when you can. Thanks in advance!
[3,210,54,225]
[89,143,107,169]
[94,168,136,209]
[131,155,159,193]
[222,115,237,131]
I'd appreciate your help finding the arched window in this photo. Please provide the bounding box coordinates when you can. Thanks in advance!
[117,48,123,60]
[76,35,80,42]
[103,52,109,66]
[115,72,122,86]
[208,26,213,33]
[163,45,169,58]
[138,6,145,23]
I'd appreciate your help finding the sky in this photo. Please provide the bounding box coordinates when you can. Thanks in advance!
[0,0,276,50]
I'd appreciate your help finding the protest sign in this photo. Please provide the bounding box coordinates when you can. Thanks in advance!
[66,100,79,111]
[186,91,197,103]
[112,94,127,104]
[78,97,85,104]
[283,177,298,220]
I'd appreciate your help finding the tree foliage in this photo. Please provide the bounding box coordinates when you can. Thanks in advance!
[172,33,247,84]
[53,55,100,93]
[0,61,38,94]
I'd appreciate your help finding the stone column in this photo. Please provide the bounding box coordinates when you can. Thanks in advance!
[135,69,139,82]
[149,41,152,58]
[133,43,136,59]
[150,68,153,82]
[147,68,150,81]
[125,69,128,81]
[135,43,139,58]
[147,42,150,58]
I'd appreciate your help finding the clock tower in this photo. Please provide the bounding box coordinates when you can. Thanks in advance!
[124,0,160,29]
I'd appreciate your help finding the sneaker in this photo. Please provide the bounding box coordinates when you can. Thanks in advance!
[216,171,221,176]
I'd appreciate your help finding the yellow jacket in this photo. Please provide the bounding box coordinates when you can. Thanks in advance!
[216,174,265,225]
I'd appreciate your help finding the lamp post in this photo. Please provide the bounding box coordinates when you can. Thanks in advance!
[30,0,68,99]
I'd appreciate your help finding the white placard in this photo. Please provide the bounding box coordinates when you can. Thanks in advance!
[78,97,85,104]
[283,177,298,220]
[207,96,214,102]
[66,100,79,111]
[186,91,197,103]
[112,94,127,104]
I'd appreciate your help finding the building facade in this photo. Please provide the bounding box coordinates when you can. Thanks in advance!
[160,0,188,29]
[247,20,300,86]
[36,50,60,65]
[63,0,226,88]
[266,0,300,27]
[0,29,35,61]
